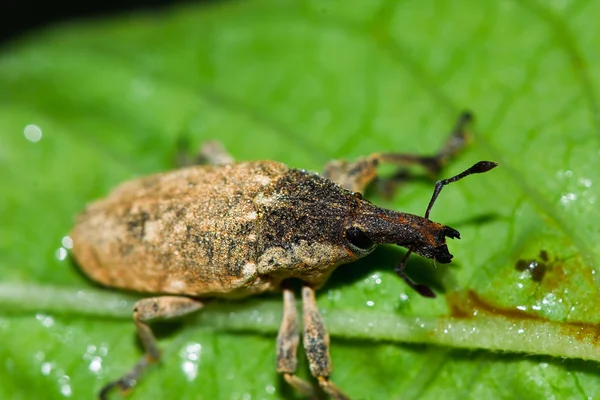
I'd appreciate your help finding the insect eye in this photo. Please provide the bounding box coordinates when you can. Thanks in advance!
[346,227,374,250]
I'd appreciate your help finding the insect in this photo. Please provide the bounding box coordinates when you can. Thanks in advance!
[70,112,497,399]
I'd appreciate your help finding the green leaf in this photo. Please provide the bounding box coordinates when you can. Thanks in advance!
[2,0,600,399]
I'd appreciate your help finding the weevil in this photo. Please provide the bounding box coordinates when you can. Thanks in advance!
[70,112,497,399]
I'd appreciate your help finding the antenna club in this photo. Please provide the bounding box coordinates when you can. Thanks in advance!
[424,160,498,219]
[471,161,498,173]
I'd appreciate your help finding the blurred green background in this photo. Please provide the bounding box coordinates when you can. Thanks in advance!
[2,0,600,399]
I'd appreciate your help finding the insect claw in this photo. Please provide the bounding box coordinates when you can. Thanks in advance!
[415,284,436,298]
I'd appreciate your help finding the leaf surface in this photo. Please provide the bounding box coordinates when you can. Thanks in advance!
[1,1,600,399]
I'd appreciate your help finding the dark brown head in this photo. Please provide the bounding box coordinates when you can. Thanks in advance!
[345,160,497,297]
[257,169,460,288]
[344,201,460,264]
[257,161,496,292]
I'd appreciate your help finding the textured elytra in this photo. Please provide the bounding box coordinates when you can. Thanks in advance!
[71,161,456,298]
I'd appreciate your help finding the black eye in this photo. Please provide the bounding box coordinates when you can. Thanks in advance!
[346,227,374,250]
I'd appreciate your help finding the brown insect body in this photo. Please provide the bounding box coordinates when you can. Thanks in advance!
[72,161,456,299]
[70,114,497,400]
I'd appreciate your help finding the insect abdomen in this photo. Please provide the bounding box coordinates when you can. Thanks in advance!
[71,161,288,297]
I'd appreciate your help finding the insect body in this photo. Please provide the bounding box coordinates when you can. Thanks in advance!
[71,113,496,399]
[74,161,459,297]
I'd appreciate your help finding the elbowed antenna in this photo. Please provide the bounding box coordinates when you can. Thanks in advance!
[424,161,498,219]
[396,161,498,298]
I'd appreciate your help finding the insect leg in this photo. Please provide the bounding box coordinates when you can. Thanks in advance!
[394,249,436,298]
[276,286,316,397]
[99,296,204,400]
[323,111,473,194]
[380,111,473,174]
[302,285,350,400]
[175,139,235,167]
[323,155,380,193]
[196,140,235,165]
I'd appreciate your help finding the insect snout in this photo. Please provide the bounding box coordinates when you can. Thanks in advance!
[432,226,461,263]
[408,224,460,263]
[432,244,453,264]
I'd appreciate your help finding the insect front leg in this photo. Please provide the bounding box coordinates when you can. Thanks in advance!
[176,139,235,167]
[276,286,317,397]
[302,286,350,400]
[196,140,235,165]
[323,111,473,193]
[99,296,204,399]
